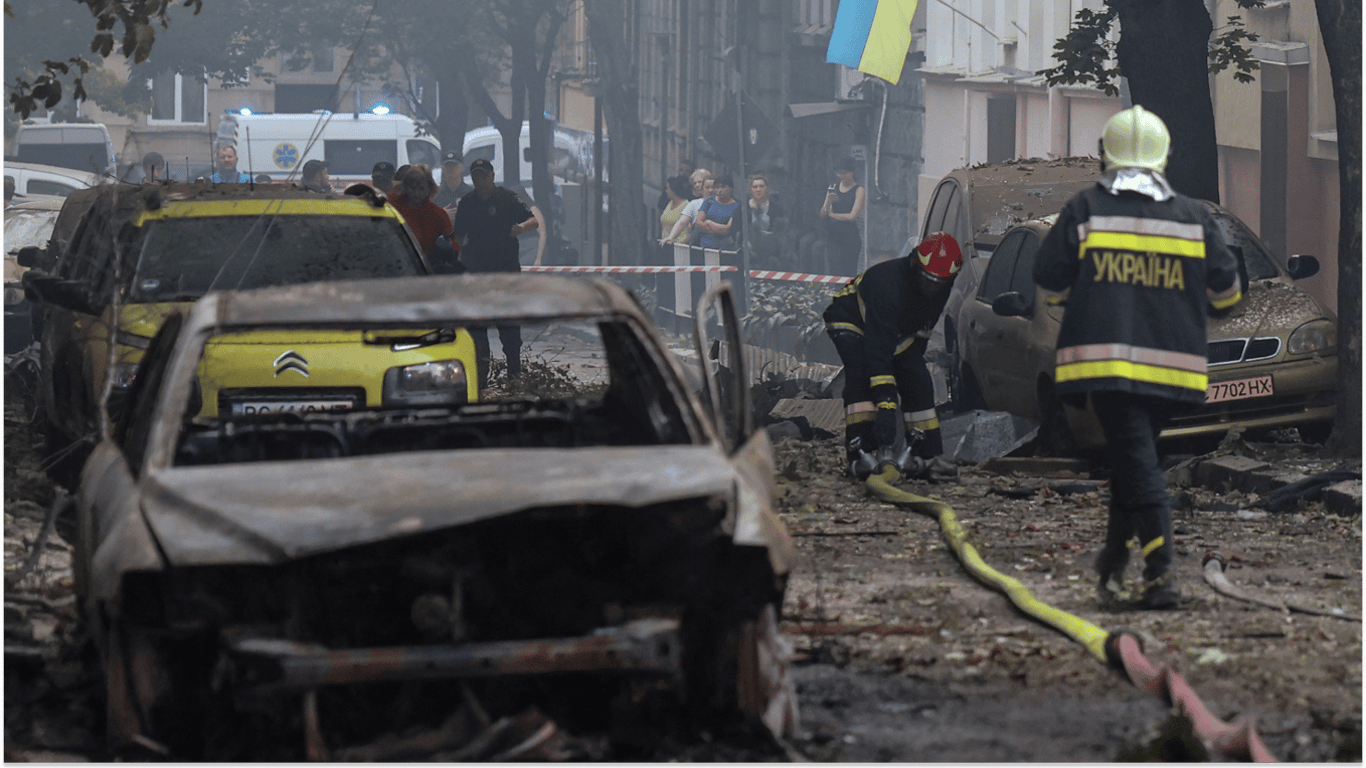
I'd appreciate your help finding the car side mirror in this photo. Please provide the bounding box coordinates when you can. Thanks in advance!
[23,273,99,315]
[16,246,43,268]
[991,291,1031,318]
[1286,254,1319,280]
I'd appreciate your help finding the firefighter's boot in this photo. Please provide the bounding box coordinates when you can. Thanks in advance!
[1135,507,1179,609]
[1095,502,1134,594]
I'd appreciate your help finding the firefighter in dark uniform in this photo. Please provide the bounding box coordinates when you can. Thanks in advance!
[451,158,539,386]
[823,232,962,479]
[1033,105,1242,609]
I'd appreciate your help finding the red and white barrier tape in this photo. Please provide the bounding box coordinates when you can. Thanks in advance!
[522,265,852,283]
[747,270,852,284]
[524,265,736,274]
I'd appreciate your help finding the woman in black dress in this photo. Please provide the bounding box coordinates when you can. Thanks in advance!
[820,157,866,276]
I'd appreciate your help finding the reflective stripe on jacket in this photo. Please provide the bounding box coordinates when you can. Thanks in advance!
[1033,185,1240,404]
[822,257,950,406]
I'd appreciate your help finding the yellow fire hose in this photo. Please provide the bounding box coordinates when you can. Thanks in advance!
[864,465,1276,761]
[865,466,1111,661]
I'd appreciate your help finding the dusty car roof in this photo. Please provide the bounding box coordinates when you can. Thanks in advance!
[5,194,66,213]
[192,274,645,327]
[958,157,1098,241]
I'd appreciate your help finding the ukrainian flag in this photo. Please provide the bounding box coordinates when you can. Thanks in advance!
[826,0,920,85]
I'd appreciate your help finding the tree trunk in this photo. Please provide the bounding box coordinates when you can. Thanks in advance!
[434,70,470,156]
[1112,0,1220,202]
[1314,0,1362,456]
[584,0,647,266]
[525,8,567,244]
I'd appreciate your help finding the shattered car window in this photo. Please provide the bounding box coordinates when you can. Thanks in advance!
[130,215,423,302]
[174,316,694,466]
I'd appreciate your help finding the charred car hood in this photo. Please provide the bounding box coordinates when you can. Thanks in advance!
[1209,280,1330,339]
[142,446,741,566]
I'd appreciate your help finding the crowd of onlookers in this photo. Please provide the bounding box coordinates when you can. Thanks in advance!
[125,142,867,276]
[657,157,866,276]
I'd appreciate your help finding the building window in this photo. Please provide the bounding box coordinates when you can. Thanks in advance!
[149,69,207,124]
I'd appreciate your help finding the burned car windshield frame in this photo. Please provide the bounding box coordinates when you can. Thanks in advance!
[160,314,700,467]
[129,214,424,302]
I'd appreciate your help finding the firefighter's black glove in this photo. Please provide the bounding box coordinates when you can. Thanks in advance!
[873,407,898,448]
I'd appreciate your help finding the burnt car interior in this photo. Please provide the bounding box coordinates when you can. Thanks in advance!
[171,318,695,466]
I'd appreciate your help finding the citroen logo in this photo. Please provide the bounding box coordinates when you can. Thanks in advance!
[274,350,309,377]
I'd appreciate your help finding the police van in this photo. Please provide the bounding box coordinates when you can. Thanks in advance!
[217,110,444,187]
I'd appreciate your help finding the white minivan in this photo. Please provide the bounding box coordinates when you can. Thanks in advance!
[12,121,117,175]
[217,110,444,187]
[462,122,601,183]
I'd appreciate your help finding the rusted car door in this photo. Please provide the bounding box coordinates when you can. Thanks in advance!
[74,314,184,608]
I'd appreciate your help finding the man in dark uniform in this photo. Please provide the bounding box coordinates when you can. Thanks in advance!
[1034,105,1242,609]
[823,232,962,479]
[434,152,472,219]
[451,158,539,385]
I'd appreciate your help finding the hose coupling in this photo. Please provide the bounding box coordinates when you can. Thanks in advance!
[1201,551,1228,571]
[1103,628,1144,676]
[849,446,880,480]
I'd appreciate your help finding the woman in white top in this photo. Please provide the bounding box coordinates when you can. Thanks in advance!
[660,169,713,245]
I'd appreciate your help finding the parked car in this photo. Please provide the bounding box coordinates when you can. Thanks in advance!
[4,194,65,352]
[953,203,1337,451]
[22,182,471,479]
[910,158,1100,407]
[4,160,103,198]
[74,274,796,759]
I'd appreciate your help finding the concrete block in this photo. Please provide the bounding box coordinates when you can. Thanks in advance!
[1322,479,1363,517]
[953,411,1034,464]
[1195,455,1272,492]
[1243,469,1310,495]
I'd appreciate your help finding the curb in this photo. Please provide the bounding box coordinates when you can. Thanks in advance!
[1192,455,1361,516]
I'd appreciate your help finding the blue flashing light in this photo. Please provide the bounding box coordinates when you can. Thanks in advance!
[371,103,391,116]
[239,107,253,116]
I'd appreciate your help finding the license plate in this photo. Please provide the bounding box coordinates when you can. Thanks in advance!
[1206,375,1273,404]
[230,398,357,417]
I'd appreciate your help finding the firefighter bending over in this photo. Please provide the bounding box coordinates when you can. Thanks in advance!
[1033,105,1242,609]
[823,232,962,480]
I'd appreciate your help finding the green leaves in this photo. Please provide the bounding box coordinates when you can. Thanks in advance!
[1210,15,1261,84]
[1040,1,1262,94]
[8,0,201,117]
[1036,7,1121,96]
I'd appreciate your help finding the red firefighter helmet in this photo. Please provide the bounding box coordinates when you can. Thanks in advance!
[914,232,962,282]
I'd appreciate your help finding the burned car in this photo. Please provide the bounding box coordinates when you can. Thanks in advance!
[954,203,1337,451]
[75,274,797,759]
[4,193,64,352]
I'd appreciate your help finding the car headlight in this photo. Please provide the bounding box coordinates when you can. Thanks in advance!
[109,362,139,390]
[383,360,468,406]
[1287,319,1337,355]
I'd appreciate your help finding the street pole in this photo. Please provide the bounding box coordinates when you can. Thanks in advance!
[735,86,751,317]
